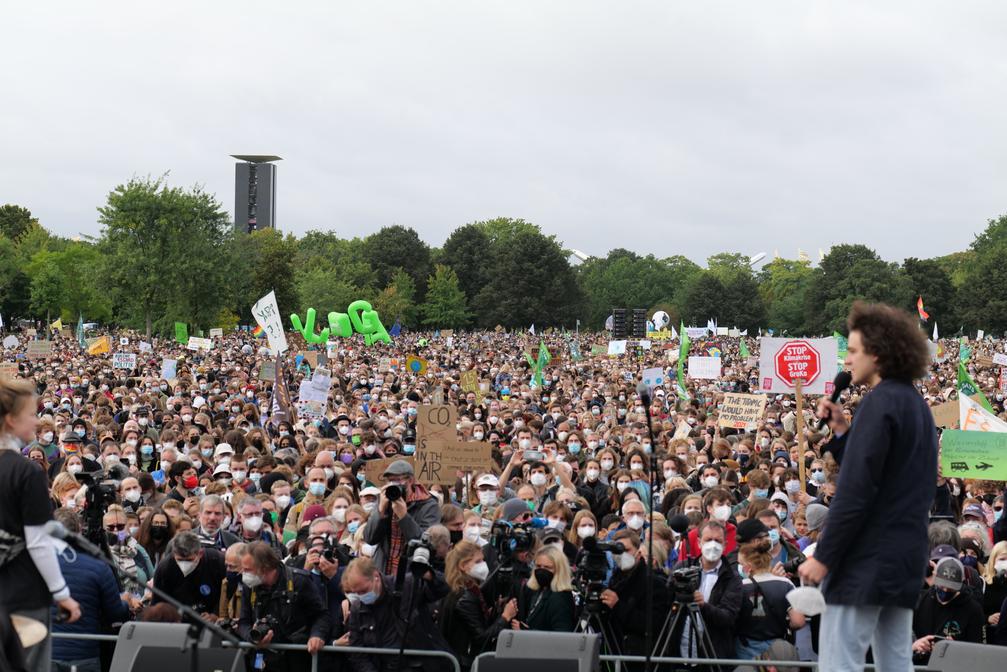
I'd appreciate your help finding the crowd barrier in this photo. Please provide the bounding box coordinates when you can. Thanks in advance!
[50,632,462,672]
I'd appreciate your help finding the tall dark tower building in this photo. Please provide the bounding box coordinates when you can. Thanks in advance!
[231,155,281,232]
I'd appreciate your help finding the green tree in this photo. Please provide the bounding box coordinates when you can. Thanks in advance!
[27,244,111,322]
[439,223,491,302]
[373,268,417,327]
[98,176,232,337]
[706,252,752,282]
[577,250,684,328]
[472,225,584,328]
[958,214,1007,332]
[295,266,362,315]
[758,259,814,334]
[720,272,766,332]
[804,244,906,334]
[680,272,726,325]
[0,204,37,241]
[230,228,300,318]
[420,264,471,328]
[903,257,957,328]
[362,225,431,294]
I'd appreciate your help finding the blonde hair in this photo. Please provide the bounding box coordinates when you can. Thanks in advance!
[566,510,598,545]
[527,545,573,592]
[51,472,80,501]
[983,541,1007,584]
[0,378,37,434]
[445,541,483,592]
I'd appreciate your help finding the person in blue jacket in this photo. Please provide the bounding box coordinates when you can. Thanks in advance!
[800,301,936,671]
[50,509,136,672]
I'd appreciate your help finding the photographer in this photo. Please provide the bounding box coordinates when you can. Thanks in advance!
[300,516,350,655]
[670,519,743,661]
[151,531,226,617]
[342,555,453,672]
[362,460,439,576]
[598,530,670,657]
[238,541,329,672]
[440,541,514,670]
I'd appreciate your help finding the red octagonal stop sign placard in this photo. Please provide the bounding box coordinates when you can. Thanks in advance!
[774,339,821,388]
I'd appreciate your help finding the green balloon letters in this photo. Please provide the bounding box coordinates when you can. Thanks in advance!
[290,301,391,346]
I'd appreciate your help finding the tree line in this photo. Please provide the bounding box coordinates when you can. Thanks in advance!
[0,176,1002,337]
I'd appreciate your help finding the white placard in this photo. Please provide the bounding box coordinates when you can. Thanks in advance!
[113,352,137,370]
[138,341,152,352]
[209,328,224,338]
[608,340,627,355]
[716,327,729,336]
[119,337,129,346]
[994,353,1007,367]
[251,290,288,354]
[688,356,722,379]
[186,336,213,351]
[2,335,18,349]
[758,337,840,395]
[642,367,666,390]
[161,359,177,380]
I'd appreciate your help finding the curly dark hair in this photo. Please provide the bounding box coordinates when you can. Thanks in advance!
[847,301,929,381]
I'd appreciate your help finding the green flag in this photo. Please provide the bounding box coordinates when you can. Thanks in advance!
[677,321,690,399]
[174,322,189,345]
[739,339,750,359]
[76,314,86,350]
[958,361,994,413]
[525,340,550,388]
[833,331,848,358]
[959,337,971,363]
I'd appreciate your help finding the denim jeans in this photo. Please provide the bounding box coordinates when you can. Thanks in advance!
[818,603,913,672]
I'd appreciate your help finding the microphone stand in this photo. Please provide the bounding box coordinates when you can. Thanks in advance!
[60,537,242,672]
[639,385,659,672]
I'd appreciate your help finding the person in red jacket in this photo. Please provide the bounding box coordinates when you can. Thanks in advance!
[685,487,737,558]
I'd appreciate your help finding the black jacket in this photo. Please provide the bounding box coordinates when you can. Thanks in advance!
[671,556,744,661]
[606,561,671,655]
[516,585,576,633]
[347,573,453,672]
[913,585,984,644]
[440,585,509,668]
[238,565,329,644]
[815,379,937,609]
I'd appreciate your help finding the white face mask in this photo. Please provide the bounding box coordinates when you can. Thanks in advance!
[703,476,719,489]
[360,542,377,557]
[577,525,596,539]
[785,480,801,494]
[363,502,377,513]
[617,552,637,570]
[68,464,83,475]
[600,459,614,471]
[519,439,532,450]
[585,468,600,481]
[626,514,645,530]
[463,526,483,543]
[243,516,263,533]
[547,518,566,532]
[467,561,490,582]
[616,482,629,493]
[242,571,262,588]
[478,491,498,507]
[701,540,724,563]
[275,495,291,509]
[123,489,142,503]
[995,560,1007,574]
[177,559,198,577]
[712,504,731,521]
[664,469,677,480]
[332,507,347,523]
[473,432,484,440]
[529,473,547,487]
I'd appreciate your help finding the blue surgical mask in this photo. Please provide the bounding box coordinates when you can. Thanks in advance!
[754,488,769,499]
[347,521,360,534]
[141,445,154,456]
[811,471,826,484]
[738,564,748,579]
[568,443,581,454]
[768,529,780,547]
[359,590,378,605]
[402,444,416,455]
[308,483,326,497]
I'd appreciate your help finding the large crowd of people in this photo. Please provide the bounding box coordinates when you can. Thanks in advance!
[1,313,1006,672]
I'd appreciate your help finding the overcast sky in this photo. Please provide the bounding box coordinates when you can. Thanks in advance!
[4,2,1006,266]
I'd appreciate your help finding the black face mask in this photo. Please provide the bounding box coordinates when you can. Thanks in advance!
[449,529,463,545]
[534,568,554,589]
[151,525,169,541]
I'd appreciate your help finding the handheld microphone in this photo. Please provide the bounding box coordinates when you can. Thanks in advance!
[666,514,691,536]
[43,520,105,558]
[817,371,853,430]
[636,381,652,407]
[527,517,549,529]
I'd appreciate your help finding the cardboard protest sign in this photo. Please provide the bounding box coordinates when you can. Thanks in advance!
[26,341,52,358]
[417,405,456,443]
[209,328,224,338]
[60,328,72,339]
[186,336,213,351]
[673,420,691,439]
[441,329,454,338]
[591,345,607,357]
[415,438,493,486]
[258,360,276,382]
[687,356,721,379]
[112,352,137,370]
[758,337,839,395]
[941,429,1007,481]
[931,399,961,429]
[252,291,288,353]
[460,369,483,403]
[0,363,17,379]
[718,393,767,429]
[406,355,428,375]
[364,457,414,485]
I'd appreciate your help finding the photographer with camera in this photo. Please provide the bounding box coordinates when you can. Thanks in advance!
[238,540,329,672]
[151,531,226,618]
[362,459,439,576]
[342,553,453,672]
[669,519,743,661]
[297,516,351,656]
[598,530,670,658]
[440,540,514,670]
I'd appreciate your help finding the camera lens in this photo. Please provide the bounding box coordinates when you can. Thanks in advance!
[386,484,403,502]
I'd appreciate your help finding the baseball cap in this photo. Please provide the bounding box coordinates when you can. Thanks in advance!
[933,556,964,591]
[929,544,958,561]
[962,504,985,521]
[476,473,499,488]
[736,518,769,544]
[212,463,232,477]
[360,486,381,498]
[502,498,532,522]
[214,443,234,458]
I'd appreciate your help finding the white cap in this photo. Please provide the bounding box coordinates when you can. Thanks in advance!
[214,443,234,457]
[192,396,206,409]
[213,463,232,476]
[475,473,499,488]
[360,486,381,498]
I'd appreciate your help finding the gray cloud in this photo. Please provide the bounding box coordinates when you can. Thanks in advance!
[3,1,1005,265]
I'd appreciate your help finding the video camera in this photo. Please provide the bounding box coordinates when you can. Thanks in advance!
[490,518,544,561]
[669,565,702,603]
[575,536,625,613]
[405,536,435,572]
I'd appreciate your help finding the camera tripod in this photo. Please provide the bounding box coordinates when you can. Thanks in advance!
[573,590,621,656]
[651,599,721,672]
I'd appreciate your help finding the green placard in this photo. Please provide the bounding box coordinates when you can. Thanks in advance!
[940,429,1007,481]
[174,321,189,345]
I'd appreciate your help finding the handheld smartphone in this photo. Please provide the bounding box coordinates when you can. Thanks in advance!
[524,449,545,461]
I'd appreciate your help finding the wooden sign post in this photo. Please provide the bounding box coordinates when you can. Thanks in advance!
[795,378,807,494]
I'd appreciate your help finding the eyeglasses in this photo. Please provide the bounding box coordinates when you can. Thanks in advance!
[106,524,126,531]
